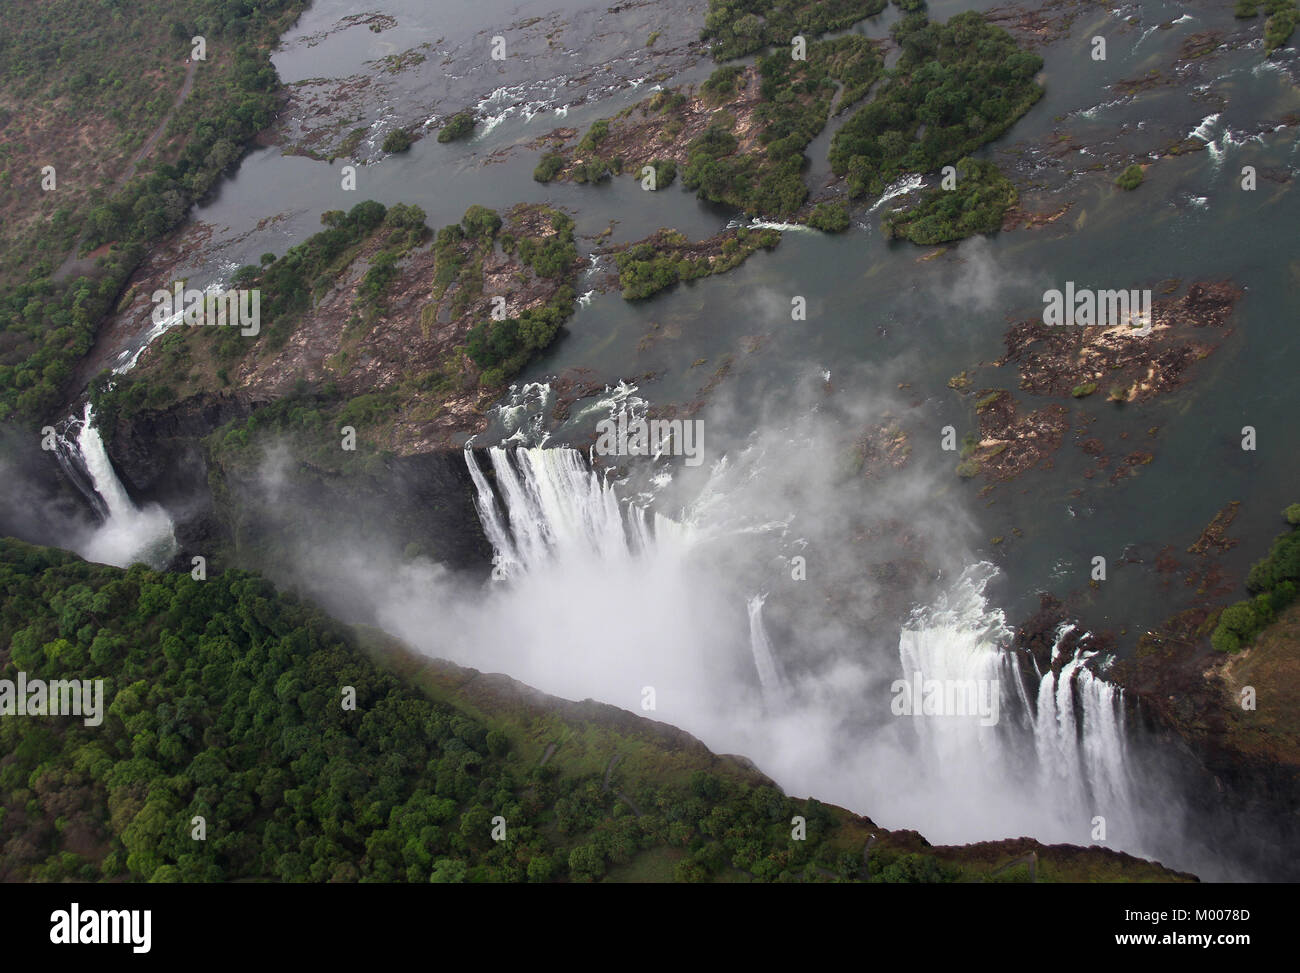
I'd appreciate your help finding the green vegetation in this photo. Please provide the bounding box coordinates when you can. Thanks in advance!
[808,201,852,233]
[1116,164,1144,191]
[462,208,579,386]
[647,90,688,114]
[701,64,745,105]
[0,0,310,423]
[1071,382,1098,398]
[683,36,883,217]
[1212,508,1300,653]
[701,0,889,60]
[1236,0,1299,49]
[829,12,1043,199]
[571,159,612,185]
[577,119,612,156]
[382,127,414,154]
[1265,2,1300,50]
[437,112,477,143]
[533,153,565,183]
[204,385,393,482]
[883,158,1016,244]
[614,227,780,300]
[647,159,678,189]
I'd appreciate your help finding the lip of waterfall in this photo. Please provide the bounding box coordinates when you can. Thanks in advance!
[1032,621,1137,832]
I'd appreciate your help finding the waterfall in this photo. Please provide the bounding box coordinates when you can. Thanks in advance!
[461,445,1147,856]
[1035,627,1137,834]
[898,564,1032,771]
[899,567,1139,849]
[55,403,178,568]
[746,594,784,701]
[466,445,642,577]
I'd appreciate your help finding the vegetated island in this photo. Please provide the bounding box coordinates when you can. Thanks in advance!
[532,8,1043,241]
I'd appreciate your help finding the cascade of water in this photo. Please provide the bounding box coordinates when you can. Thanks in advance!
[464,446,1145,854]
[899,568,1139,848]
[746,594,784,700]
[57,403,178,568]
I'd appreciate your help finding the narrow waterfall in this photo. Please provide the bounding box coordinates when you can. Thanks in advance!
[746,594,784,701]
[55,403,177,568]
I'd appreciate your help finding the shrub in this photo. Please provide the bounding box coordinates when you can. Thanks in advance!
[1213,511,1300,650]
[1265,5,1299,51]
[437,111,476,143]
[648,159,677,188]
[382,128,413,153]
[808,201,851,233]
[460,205,502,238]
[1116,164,1144,190]
[701,65,744,103]
[533,153,565,182]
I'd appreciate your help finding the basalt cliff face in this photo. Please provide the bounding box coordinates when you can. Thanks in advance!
[101,393,492,580]
[1017,595,1300,882]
